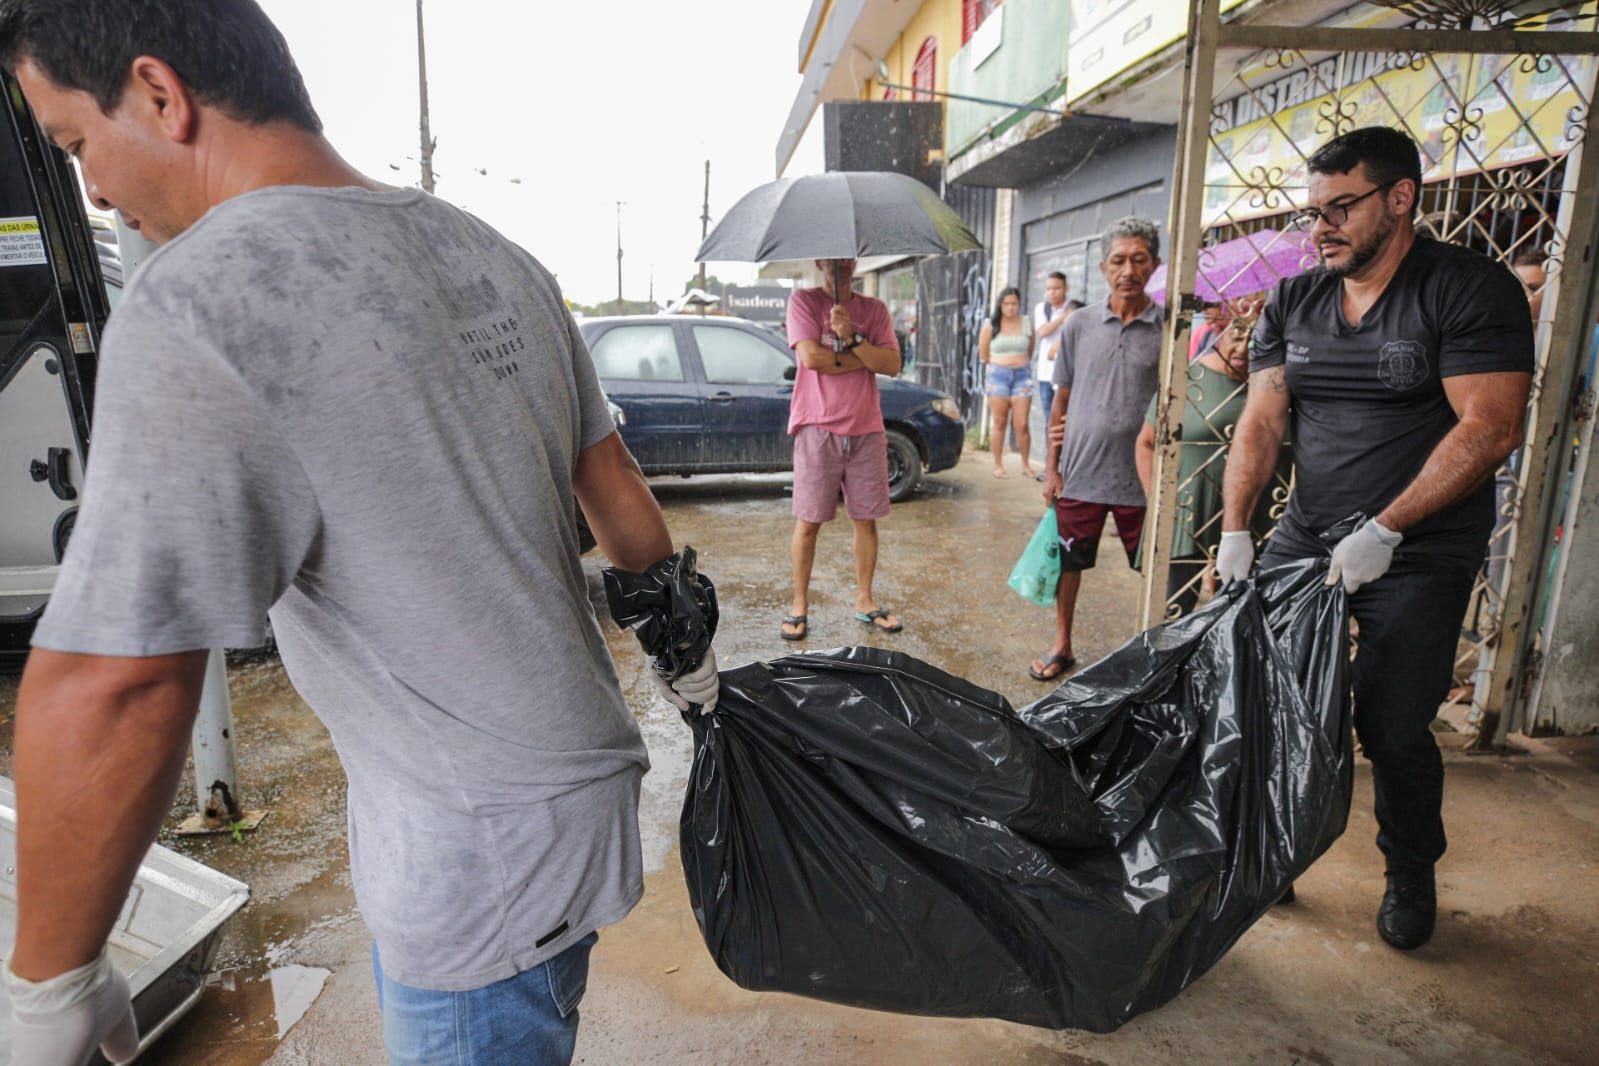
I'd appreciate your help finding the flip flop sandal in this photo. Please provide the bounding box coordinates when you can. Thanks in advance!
[855,609,903,633]
[1028,653,1076,681]
[780,614,808,641]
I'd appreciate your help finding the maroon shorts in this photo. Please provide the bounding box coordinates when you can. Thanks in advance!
[1054,496,1145,571]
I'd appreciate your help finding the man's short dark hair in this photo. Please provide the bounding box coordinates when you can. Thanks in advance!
[1307,126,1423,197]
[0,0,321,133]
[1512,249,1548,268]
[1047,271,1067,283]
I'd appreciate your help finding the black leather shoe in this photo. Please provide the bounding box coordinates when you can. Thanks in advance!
[1377,868,1436,950]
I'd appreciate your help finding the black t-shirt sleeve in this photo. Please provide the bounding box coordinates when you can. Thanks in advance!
[1436,262,1536,378]
[1248,283,1288,372]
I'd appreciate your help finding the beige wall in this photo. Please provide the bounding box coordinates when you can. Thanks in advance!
[863,0,963,102]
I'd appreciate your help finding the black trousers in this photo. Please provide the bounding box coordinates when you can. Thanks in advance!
[1262,544,1476,874]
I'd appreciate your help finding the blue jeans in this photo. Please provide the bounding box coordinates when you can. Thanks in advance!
[373,932,597,1065]
[1037,378,1055,419]
[983,363,1033,398]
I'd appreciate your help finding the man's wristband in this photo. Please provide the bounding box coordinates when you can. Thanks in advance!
[843,333,864,351]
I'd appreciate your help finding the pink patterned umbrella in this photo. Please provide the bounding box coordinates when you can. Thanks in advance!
[1147,228,1318,305]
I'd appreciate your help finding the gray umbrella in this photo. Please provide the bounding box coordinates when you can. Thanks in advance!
[695,170,984,263]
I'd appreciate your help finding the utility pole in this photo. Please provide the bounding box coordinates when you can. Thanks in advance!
[698,159,711,315]
[615,201,625,315]
[416,0,435,193]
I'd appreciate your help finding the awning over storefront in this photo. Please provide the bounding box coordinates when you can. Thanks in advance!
[948,113,1171,189]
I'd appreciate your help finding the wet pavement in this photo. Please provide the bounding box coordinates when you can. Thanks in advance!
[2,449,1597,1064]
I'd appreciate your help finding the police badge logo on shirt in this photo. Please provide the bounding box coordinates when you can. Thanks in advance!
[1378,340,1429,390]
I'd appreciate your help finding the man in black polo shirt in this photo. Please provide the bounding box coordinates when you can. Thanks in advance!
[1217,127,1533,950]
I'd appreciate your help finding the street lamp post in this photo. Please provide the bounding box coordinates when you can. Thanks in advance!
[615,201,626,315]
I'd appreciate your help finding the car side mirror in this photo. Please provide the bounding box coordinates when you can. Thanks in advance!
[784,365,797,381]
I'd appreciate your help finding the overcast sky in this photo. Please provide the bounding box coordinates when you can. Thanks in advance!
[255,0,820,306]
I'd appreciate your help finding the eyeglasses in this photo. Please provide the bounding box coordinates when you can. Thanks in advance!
[1290,180,1399,231]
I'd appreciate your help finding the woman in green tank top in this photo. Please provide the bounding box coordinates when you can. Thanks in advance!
[978,286,1037,478]
[1135,305,1293,616]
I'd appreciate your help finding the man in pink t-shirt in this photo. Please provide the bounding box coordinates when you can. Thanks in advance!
[780,258,903,641]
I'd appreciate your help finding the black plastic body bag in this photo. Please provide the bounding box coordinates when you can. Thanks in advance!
[674,558,1352,1032]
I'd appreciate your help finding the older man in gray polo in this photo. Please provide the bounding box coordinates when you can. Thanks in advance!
[1031,217,1164,682]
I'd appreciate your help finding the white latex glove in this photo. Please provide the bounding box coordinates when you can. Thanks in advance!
[7,949,139,1066]
[652,647,719,714]
[1215,530,1256,584]
[1327,518,1403,594]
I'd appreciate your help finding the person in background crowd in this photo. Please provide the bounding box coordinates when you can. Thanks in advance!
[782,257,905,641]
[1134,299,1290,616]
[1033,271,1072,442]
[1218,126,1533,952]
[979,285,1037,479]
[1512,249,1547,322]
[1031,217,1164,682]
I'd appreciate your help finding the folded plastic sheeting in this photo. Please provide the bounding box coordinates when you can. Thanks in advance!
[679,557,1351,1031]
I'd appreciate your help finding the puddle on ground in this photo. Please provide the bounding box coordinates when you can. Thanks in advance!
[208,962,332,1040]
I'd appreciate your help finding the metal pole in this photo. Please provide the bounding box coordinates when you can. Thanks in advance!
[1484,85,1599,745]
[177,648,266,836]
[416,0,434,194]
[1139,0,1220,629]
[699,159,711,315]
[616,201,625,314]
[192,649,239,825]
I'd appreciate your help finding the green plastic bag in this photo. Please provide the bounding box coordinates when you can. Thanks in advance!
[1007,509,1060,606]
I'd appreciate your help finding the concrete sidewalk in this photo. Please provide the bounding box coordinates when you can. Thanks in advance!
[1,450,1594,1064]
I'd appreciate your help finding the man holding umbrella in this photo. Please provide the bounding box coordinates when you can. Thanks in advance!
[781,258,905,640]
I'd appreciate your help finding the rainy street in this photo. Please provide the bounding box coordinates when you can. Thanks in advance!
[2,451,1596,1064]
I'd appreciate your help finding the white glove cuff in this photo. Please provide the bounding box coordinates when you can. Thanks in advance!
[1365,519,1403,547]
[1219,531,1252,542]
[5,948,111,1015]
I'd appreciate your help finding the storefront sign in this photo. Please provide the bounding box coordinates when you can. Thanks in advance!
[1204,48,1596,225]
[1067,0,1246,107]
[722,286,791,322]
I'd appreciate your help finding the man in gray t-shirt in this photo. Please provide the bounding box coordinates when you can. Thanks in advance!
[1031,218,1163,685]
[0,4,715,1064]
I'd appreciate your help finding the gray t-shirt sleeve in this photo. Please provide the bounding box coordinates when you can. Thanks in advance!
[1249,285,1288,372]
[33,297,321,657]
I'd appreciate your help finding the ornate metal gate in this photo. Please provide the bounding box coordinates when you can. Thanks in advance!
[1143,0,1599,746]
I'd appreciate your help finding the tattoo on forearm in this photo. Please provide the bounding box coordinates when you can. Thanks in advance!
[1250,366,1287,395]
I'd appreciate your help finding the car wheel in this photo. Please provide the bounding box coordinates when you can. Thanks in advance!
[885,429,922,503]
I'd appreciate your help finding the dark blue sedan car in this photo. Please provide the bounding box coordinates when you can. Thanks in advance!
[577,315,964,501]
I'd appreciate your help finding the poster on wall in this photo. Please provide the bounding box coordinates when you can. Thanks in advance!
[0,216,46,267]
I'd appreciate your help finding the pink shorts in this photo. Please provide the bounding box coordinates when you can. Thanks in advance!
[791,425,891,523]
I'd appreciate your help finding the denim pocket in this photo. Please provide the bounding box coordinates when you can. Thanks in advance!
[544,931,597,1018]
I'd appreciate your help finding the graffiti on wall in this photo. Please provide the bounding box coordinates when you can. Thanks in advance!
[914,250,991,426]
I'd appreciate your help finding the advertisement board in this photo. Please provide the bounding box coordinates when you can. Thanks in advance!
[1205,48,1596,226]
[1066,0,1246,107]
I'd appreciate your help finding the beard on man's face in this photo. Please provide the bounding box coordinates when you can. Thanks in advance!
[1321,209,1397,279]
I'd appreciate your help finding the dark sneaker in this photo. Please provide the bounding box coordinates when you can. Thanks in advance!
[1377,868,1436,950]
